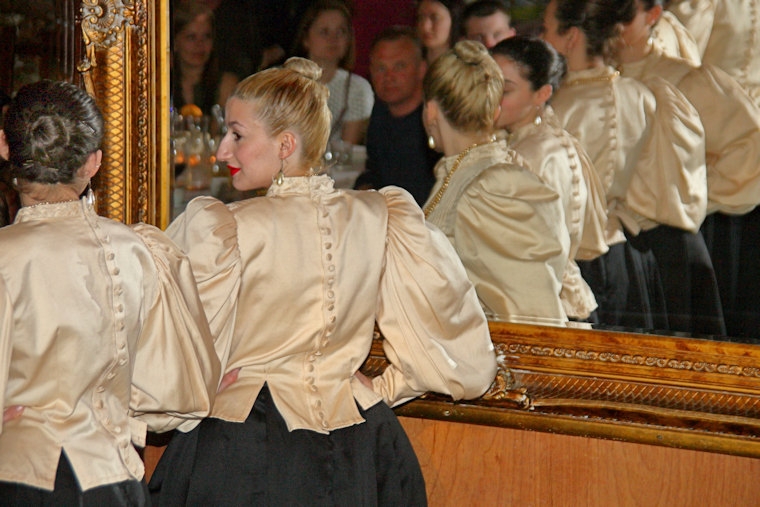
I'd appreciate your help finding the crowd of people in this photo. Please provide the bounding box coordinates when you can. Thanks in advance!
[2,0,760,504]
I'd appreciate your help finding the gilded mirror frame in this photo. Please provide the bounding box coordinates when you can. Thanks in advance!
[88,0,760,459]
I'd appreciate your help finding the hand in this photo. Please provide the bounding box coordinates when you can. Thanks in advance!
[217,368,240,393]
[354,371,373,389]
[3,405,24,423]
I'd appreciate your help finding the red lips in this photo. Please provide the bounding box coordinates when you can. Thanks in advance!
[229,166,241,176]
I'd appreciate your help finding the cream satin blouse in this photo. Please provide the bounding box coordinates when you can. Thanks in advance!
[552,66,707,239]
[167,176,497,434]
[652,10,702,66]
[0,199,219,491]
[620,44,760,215]
[503,107,608,320]
[669,0,760,108]
[424,140,569,326]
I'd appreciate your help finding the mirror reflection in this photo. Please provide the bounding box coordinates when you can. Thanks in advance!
[160,0,760,345]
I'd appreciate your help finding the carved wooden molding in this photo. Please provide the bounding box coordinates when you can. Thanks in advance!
[363,322,760,458]
[79,0,169,225]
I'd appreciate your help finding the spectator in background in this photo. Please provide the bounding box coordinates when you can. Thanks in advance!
[293,0,374,146]
[347,0,417,79]
[172,1,227,113]
[462,0,516,48]
[416,0,466,65]
[0,89,18,226]
[355,26,439,206]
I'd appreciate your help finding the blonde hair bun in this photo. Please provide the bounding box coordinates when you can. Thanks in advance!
[453,40,490,66]
[283,57,323,82]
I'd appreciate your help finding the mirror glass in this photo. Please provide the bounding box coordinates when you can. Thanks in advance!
[160,0,757,345]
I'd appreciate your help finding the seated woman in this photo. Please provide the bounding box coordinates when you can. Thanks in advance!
[491,36,608,322]
[542,0,723,335]
[422,40,570,326]
[292,0,374,146]
[148,57,497,505]
[172,1,230,115]
[0,80,219,505]
[416,0,466,65]
[617,0,760,337]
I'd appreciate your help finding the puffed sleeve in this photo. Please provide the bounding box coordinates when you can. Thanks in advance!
[668,0,716,56]
[166,196,241,371]
[679,65,760,215]
[0,276,11,435]
[127,223,221,433]
[456,165,569,325]
[371,187,497,407]
[623,76,707,234]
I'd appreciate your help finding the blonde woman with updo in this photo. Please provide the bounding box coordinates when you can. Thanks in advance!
[422,40,570,326]
[148,57,497,505]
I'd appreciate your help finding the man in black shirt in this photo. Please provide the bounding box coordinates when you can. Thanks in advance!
[354,26,440,206]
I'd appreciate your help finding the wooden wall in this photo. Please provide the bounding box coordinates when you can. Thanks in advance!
[143,417,760,506]
[400,417,760,506]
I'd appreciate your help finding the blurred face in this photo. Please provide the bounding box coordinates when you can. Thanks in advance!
[493,54,544,131]
[303,9,351,65]
[621,0,660,47]
[370,38,426,114]
[417,0,452,53]
[540,0,570,57]
[464,12,516,49]
[217,98,282,190]
[175,14,213,70]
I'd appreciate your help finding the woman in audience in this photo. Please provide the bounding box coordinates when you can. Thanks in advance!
[617,0,760,337]
[148,57,497,505]
[416,0,466,64]
[172,1,231,114]
[292,0,374,146]
[491,36,608,323]
[542,0,723,335]
[0,80,219,505]
[423,40,570,326]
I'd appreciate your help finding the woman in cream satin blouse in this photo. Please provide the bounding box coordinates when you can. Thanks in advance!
[148,57,496,505]
[668,0,760,109]
[0,80,219,505]
[542,0,724,335]
[491,36,608,322]
[618,0,760,337]
[422,40,570,326]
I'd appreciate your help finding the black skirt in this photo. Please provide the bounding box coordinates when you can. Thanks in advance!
[149,384,427,506]
[0,453,149,507]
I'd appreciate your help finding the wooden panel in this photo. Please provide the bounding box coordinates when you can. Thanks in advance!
[400,416,760,507]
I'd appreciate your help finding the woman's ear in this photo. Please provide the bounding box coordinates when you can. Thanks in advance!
[534,83,553,107]
[82,150,103,179]
[0,130,8,161]
[278,131,298,159]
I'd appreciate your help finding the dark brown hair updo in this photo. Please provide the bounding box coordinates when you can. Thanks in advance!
[4,80,104,185]
[552,0,636,62]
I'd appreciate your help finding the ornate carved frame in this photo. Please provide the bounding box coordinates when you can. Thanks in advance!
[84,0,760,459]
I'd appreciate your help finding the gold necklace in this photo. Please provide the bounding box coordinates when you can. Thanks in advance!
[563,70,620,87]
[423,143,479,218]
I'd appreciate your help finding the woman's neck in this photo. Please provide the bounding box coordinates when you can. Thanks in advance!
[439,123,493,158]
[425,46,447,65]
[19,182,82,208]
[315,59,339,84]
[617,35,653,64]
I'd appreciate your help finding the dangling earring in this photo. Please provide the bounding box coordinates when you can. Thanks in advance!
[85,180,95,205]
[274,158,285,185]
[533,107,543,126]
[427,135,436,150]
[11,177,17,187]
